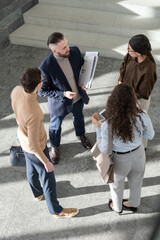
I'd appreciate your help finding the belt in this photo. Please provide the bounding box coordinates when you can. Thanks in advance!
[113,146,140,155]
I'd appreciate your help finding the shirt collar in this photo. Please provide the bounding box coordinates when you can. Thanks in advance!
[53,53,67,62]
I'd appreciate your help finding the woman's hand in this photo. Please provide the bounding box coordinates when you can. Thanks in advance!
[92,113,101,128]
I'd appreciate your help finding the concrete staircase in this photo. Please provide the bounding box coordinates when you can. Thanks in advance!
[9,0,160,64]
[0,0,38,48]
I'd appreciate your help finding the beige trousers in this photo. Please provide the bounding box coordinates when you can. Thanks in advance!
[138,97,151,148]
[109,145,145,212]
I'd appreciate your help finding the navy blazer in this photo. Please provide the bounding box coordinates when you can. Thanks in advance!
[39,46,89,116]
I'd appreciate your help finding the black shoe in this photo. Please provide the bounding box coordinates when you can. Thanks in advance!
[122,199,137,213]
[79,135,92,149]
[49,147,60,165]
[108,200,122,214]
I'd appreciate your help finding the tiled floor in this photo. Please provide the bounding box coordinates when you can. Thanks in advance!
[0,44,160,240]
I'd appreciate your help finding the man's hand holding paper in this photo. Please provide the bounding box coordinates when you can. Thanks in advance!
[81,84,88,90]
[79,52,99,89]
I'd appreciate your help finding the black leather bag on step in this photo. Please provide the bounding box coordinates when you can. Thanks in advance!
[10,146,26,166]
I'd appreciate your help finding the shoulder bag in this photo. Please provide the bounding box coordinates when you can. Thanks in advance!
[91,124,114,183]
[10,146,26,166]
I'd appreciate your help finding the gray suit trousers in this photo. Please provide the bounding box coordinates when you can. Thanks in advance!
[109,145,145,212]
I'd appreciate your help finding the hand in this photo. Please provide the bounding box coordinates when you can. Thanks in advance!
[92,113,101,128]
[93,112,99,121]
[64,91,77,99]
[81,84,88,90]
[44,161,55,172]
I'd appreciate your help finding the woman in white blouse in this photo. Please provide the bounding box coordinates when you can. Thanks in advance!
[92,84,155,214]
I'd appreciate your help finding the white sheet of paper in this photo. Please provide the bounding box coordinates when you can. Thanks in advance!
[79,51,99,88]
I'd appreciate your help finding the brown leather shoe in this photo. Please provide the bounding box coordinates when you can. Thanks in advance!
[35,194,44,201]
[53,208,79,219]
[79,135,92,149]
[49,147,60,165]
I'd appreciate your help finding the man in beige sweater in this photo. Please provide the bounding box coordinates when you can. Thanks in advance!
[11,68,78,218]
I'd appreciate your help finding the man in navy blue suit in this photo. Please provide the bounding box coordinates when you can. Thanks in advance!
[39,32,92,164]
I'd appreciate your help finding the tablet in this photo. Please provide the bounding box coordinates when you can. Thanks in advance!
[99,109,107,119]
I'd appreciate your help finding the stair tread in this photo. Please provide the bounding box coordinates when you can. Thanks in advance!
[9,24,160,53]
[9,1,160,64]
[38,0,160,8]
[23,4,160,30]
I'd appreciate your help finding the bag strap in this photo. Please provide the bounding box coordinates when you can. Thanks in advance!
[107,124,112,155]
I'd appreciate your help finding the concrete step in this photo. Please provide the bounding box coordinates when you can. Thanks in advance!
[38,0,160,17]
[0,8,23,29]
[0,1,17,20]
[9,24,160,64]
[9,0,160,64]
[0,1,18,21]
[0,0,38,21]
[0,0,38,48]
[0,0,13,11]
[23,3,160,41]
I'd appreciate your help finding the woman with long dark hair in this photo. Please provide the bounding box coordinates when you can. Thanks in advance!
[118,34,157,149]
[92,84,154,214]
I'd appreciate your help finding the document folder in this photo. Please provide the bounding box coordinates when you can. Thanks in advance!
[79,51,99,88]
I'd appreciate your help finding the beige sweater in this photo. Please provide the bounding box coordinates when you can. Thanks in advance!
[55,55,81,103]
[11,86,49,165]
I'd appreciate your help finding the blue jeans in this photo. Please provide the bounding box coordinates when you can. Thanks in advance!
[49,99,85,147]
[23,146,63,215]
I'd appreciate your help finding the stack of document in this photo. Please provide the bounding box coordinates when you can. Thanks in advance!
[79,51,99,88]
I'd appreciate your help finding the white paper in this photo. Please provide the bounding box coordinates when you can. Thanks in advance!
[79,51,99,88]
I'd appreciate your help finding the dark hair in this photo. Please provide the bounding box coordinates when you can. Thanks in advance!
[20,68,41,93]
[47,32,64,46]
[106,84,144,142]
[129,34,155,62]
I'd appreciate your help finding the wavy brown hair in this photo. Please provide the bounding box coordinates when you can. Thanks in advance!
[105,84,144,142]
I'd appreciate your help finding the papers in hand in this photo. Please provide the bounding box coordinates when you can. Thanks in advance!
[79,52,99,88]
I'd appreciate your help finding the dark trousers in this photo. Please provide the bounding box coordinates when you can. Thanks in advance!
[23,146,63,215]
[49,99,85,147]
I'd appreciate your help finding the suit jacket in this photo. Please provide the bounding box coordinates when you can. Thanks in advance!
[38,46,89,116]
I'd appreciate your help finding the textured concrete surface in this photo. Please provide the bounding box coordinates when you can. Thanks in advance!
[0,0,38,49]
[0,44,160,240]
[9,0,160,64]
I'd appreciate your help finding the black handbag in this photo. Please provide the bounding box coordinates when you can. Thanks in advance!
[10,146,26,166]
